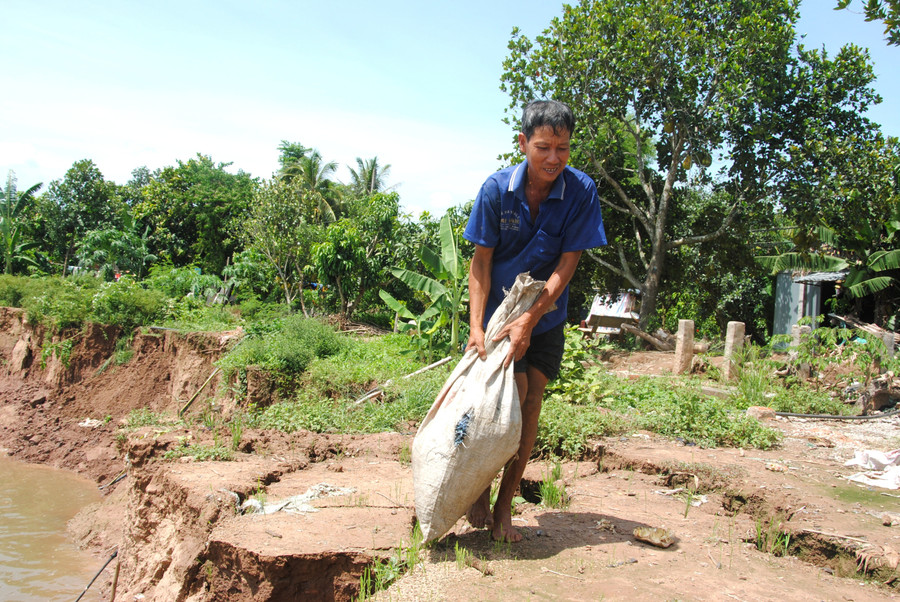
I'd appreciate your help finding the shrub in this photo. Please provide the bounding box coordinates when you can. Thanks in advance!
[90,276,166,332]
[26,277,97,330]
[220,314,347,376]
[143,263,224,299]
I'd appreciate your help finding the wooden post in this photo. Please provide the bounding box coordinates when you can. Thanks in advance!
[723,321,745,381]
[673,319,694,374]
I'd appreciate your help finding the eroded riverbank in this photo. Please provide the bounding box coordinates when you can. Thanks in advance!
[1,306,899,601]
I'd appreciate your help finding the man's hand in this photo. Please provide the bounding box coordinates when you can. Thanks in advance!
[493,314,535,368]
[466,327,487,360]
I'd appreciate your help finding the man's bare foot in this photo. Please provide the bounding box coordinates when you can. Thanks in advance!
[466,491,493,529]
[491,518,523,543]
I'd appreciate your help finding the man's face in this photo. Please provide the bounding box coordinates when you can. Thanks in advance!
[518,125,571,189]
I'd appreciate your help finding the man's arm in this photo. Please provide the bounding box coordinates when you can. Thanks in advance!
[466,244,494,360]
[496,250,583,367]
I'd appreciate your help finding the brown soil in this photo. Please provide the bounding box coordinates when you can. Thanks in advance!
[1,307,899,601]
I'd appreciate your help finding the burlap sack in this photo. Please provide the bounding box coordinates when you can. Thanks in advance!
[412,273,546,542]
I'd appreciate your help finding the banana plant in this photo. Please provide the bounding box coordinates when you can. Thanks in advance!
[757,224,900,299]
[378,289,442,361]
[380,214,469,354]
[1,172,42,274]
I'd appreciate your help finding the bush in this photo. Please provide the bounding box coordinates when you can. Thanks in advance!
[143,263,224,299]
[0,274,33,308]
[90,277,166,332]
[26,277,97,330]
[220,314,347,376]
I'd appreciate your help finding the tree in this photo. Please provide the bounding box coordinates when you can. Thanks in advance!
[245,178,318,311]
[277,144,342,221]
[313,192,403,318]
[277,140,311,175]
[501,0,882,330]
[44,159,120,275]
[348,156,393,196]
[76,213,157,280]
[133,154,256,274]
[837,0,900,45]
[772,44,888,233]
[0,171,42,274]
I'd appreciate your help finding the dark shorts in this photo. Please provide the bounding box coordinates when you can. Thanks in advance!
[513,321,566,381]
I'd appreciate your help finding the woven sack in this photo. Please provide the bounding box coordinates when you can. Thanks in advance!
[412,273,546,542]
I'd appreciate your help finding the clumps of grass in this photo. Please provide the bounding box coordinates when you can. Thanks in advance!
[454,541,472,570]
[537,392,628,457]
[229,413,244,450]
[248,334,444,435]
[753,514,793,557]
[538,460,570,509]
[95,333,137,376]
[123,408,175,429]
[357,523,426,600]
[163,442,234,462]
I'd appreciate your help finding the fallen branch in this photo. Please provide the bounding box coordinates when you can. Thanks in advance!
[541,566,584,580]
[353,356,452,405]
[620,323,674,351]
[465,555,493,576]
[800,528,871,545]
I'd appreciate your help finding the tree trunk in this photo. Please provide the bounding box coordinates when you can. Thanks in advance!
[298,276,308,317]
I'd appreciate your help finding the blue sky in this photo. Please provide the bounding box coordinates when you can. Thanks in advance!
[2,1,896,216]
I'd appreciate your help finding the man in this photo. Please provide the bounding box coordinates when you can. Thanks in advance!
[462,99,607,542]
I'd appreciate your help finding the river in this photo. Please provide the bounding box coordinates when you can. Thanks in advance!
[0,455,103,601]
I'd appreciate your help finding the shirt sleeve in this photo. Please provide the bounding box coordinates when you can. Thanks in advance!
[561,175,607,253]
[463,176,502,248]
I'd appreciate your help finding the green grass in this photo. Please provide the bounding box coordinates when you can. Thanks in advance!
[249,333,444,435]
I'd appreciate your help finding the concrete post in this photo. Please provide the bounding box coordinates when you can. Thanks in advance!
[882,332,895,358]
[723,321,745,381]
[673,319,694,374]
[796,325,812,380]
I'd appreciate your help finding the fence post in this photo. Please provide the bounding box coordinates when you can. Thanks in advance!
[723,321,745,381]
[673,319,694,374]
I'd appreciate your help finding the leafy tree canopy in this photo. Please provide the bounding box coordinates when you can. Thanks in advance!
[133,154,256,275]
[837,0,900,45]
[501,0,887,331]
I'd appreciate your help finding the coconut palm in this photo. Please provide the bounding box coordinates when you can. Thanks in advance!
[348,156,393,196]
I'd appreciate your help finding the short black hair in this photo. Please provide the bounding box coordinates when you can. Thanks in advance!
[521,100,575,140]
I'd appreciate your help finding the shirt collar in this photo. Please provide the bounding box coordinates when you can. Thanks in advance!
[509,160,567,201]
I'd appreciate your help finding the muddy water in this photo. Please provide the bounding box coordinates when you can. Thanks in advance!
[0,456,102,601]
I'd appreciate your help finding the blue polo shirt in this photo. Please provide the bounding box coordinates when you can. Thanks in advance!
[463,161,607,335]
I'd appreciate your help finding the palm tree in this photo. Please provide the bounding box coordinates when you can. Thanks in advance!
[348,156,393,196]
[295,150,338,194]
[1,171,42,274]
[276,140,310,182]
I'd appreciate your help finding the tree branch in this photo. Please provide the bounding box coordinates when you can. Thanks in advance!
[589,150,652,234]
[585,248,643,292]
[668,200,741,248]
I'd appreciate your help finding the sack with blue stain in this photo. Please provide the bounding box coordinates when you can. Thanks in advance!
[412,273,547,542]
